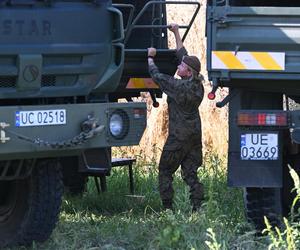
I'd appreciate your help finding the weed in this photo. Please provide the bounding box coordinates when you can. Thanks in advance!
[7,155,300,250]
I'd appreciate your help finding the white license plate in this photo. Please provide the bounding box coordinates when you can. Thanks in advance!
[240,133,278,160]
[16,109,66,127]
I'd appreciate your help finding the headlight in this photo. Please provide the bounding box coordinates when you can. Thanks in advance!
[109,113,123,137]
[109,110,129,139]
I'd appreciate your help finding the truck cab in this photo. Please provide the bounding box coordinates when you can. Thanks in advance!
[0,0,200,247]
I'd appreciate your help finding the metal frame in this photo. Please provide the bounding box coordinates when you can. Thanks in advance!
[211,0,229,6]
[0,159,34,180]
[112,4,135,34]
[114,1,201,48]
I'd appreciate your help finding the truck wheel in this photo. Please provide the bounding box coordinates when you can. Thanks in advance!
[244,187,283,231]
[61,156,88,195]
[244,159,298,231]
[0,159,63,247]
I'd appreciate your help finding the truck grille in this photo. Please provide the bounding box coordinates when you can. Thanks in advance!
[0,75,78,89]
[41,75,56,87]
[0,54,82,89]
[0,76,17,88]
[41,75,78,88]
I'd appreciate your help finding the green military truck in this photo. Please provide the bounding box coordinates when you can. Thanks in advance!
[207,0,300,230]
[0,0,199,247]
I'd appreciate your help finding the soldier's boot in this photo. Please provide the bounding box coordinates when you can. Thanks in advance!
[162,199,173,211]
[191,183,204,212]
[191,199,202,212]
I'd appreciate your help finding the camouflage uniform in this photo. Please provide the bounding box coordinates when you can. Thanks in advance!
[148,47,204,210]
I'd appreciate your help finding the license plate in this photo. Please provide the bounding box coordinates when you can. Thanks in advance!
[16,109,66,127]
[240,133,278,160]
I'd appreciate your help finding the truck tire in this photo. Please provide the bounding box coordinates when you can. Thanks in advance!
[0,159,63,247]
[244,157,299,231]
[61,156,88,196]
[244,187,283,231]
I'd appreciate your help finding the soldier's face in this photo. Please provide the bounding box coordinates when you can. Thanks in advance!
[177,61,192,78]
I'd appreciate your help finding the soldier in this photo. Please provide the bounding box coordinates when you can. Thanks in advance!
[147,24,204,211]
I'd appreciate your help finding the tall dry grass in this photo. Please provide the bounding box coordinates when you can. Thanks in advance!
[115,0,228,162]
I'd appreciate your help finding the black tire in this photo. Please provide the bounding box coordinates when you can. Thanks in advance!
[244,187,283,231]
[244,157,300,231]
[61,156,88,196]
[0,159,63,247]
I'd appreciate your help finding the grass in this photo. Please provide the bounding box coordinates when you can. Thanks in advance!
[11,154,300,250]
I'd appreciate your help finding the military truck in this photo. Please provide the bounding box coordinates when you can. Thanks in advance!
[0,0,199,247]
[207,0,300,230]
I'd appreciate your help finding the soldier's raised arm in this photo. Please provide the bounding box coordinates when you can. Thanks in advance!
[148,47,183,99]
[168,23,188,62]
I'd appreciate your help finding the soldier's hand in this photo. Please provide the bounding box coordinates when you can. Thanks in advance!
[148,47,156,57]
[168,23,179,33]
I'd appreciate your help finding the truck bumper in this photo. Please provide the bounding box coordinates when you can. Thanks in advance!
[0,102,146,160]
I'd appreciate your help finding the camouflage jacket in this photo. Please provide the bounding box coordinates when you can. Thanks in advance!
[149,47,204,150]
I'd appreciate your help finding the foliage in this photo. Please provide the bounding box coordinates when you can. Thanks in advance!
[6,155,300,250]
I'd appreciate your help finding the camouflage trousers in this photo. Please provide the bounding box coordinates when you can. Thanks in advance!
[158,138,203,209]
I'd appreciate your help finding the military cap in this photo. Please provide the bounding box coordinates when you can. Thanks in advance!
[183,55,201,74]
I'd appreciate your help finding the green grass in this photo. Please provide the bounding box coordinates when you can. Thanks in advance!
[15,155,300,249]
